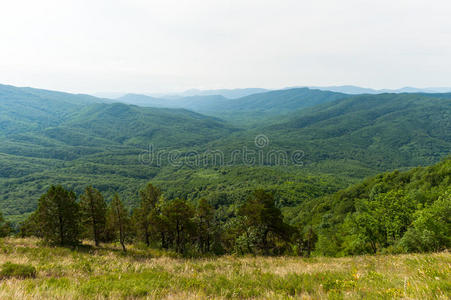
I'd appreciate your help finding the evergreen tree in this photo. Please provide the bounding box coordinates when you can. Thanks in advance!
[134,183,161,246]
[195,198,215,253]
[107,194,130,252]
[80,186,107,246]
[35,185,80,246]
[0,211,12,237]
[163,198,195,254]
[19,212,41,238]
[148,200,171,249]
[239,189,292,254]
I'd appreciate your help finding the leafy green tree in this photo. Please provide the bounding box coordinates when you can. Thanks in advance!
[305,226,317,257]
[148,200,171,249]
[107,194,130,252]
[0,211,12,237]
[163,198,195,254]
[342,190,416,254]
[293,225,317,257]
[343,210,384,254]
[134,183,161,246]
[35,185,80,246]
[376,190,416,245]
[238,189,292,254]
[400,189,451,252]
[80,186,107,246]
[19,212,41,238]
[195,198,215,253]
[315,212,344,256]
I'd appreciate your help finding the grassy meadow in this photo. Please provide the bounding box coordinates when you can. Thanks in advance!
[0,238,449,299]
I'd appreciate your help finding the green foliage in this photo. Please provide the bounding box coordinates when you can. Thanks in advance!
[262,93,451,169]
[106,194,131,252]
[80,186,107,246]
[400,189,451,252]
[162,198,196,254]
[238,190,293,254]
[33,185,81,246]
[133,183,162,246]
[195,198,215,253]
[298,158,451,256]
[0,211,12,237]
[0,262,36,279]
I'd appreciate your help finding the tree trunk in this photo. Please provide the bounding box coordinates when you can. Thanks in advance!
[262,229,269,255]
[89,196,99,247]
[120,238,126,252]
[59,215,64,246]
[176,220,181,253]
[115,204,126,252]
[145,227,150,247]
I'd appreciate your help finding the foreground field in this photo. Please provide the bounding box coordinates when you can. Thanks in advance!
[0,238,449,299]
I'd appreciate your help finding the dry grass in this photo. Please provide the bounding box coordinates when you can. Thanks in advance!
[0,238,449,299]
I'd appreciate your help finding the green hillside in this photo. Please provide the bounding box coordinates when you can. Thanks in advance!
[254,93,451,169]
[118,88,348,124]
[289,157,451,256]
[1,84,450,225]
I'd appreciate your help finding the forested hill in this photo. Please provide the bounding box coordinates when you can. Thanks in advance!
[256,92,451,169]
[0,83,107,133]
[1,83,450,223]
[0,84,237,157]
[288,157,451,255]
[118,88,348,123]
[49,103,236,148]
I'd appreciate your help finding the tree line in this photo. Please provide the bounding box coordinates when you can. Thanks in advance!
[1,158,449,256]
[15,183,317,256]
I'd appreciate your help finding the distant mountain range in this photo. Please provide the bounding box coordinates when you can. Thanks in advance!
[95,85,451,100]
[152,88,269,99]
[117,88,347,124]
[301,85,451,94]
[93,88,269,100]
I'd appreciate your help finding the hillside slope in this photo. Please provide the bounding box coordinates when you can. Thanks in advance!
[118,88,348,124]
[0,84,105,133]
[288,157,451,255]
[258,93,451,169]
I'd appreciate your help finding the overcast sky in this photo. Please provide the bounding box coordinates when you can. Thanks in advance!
[1,0,451,94]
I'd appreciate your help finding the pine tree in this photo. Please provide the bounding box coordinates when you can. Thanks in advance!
[196,198,215,253]
[134,183,161,246]
[239,189,292,254]
[108,194,130,252]
[0,211,12,237]
[80,186,107,246]
[35,185,80,246]
[163,198,195,254]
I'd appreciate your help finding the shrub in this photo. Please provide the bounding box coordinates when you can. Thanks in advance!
[0,262,37,279]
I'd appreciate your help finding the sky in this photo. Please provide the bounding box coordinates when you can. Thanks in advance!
[1,0,451,94]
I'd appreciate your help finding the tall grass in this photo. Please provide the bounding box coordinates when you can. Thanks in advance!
[0,238,449,299]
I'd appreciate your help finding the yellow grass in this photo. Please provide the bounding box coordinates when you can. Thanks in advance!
[0,238,449,299]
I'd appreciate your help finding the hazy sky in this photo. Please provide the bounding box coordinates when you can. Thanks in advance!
[1,0,451,94]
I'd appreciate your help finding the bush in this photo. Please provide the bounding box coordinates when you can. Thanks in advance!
[400,193,451,252]
[0,262,37,279]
